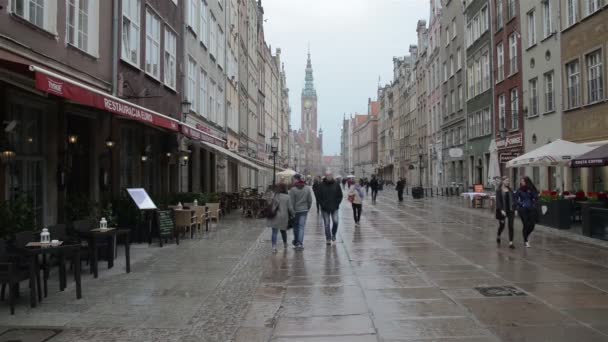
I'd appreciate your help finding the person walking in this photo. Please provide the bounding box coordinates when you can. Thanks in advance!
[312,176,322,214]
[318,172,343,245]
[516,176,539,248]
[396,178,405,202]
[348,180,365,225]
[289,177,313,250]
[495,176,516,249]
[267,183,293,253]
[369,175,380,204]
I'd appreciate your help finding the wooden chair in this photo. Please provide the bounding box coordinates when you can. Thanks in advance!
[174,210,196,239]
[0,240,35,315]
[206,203,222,223]
[192,206,208,235]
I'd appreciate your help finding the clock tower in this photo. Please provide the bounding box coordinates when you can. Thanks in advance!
[301,49,317,140]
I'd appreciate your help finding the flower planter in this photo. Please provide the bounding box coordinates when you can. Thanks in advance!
[537,199,572,230]
[582,202,608,238]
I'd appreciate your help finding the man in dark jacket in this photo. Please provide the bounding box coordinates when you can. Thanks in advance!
[396,178,405,202]
[312,176,322,214]
[318,172,343,245]
[369,175,380,204]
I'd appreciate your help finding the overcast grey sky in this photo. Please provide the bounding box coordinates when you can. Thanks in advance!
[262,0,430,155]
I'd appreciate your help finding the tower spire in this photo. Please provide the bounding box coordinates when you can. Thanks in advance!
[303,46,316,97]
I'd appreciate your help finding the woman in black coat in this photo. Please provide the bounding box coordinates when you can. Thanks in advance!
[495,176,516,249]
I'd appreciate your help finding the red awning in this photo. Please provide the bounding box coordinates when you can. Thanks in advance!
[31,66,180,132]
[180,124,226,146]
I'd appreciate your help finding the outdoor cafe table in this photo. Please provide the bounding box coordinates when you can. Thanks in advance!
[13,242,82,308]
[78,228,131,279]
[461,192,490,207]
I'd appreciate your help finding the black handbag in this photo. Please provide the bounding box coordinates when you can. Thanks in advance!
[287,216,295,230]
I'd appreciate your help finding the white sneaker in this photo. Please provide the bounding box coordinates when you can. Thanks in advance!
[272,246,278,253]
[525,242,531,248]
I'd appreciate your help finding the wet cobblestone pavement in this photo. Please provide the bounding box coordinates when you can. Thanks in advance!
[3,193,608,341]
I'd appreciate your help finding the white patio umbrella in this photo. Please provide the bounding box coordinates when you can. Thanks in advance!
[276,168,297,177]
[506,139,595,168]
[487,139,501,186]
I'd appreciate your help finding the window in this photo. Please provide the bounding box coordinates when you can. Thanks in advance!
[475,59,482,95]
[496,0,503,30]
[458,85,463,110]
[527,11,536,47]
[209,80,216,123]
[443,62,447,82]
[468,65,474,99]
[145,10,160,79]
[466,23,472,47]
[188,0,197,29]
[497,43,504,82]
[12,0,45,28]
[210,15,217,58]
[483,108,492,135]
[543,0,553,38]
[481,6,489,32]
[468,114,475,138]
[164,29,177,88]
[67,0,98,55]
[450,90,455,113]
[218,27,225,68]
[567,0,578,26]
[508,0,516,20]
[476,111,483,138]
[482,53,490,91]
[122,0,141,66]
[473,15,479,41]
[199,69,207,117]
[446,27,450,46]
[529,78,538,117]
[510,88,519,129]
[543,71,554,112]
[187,57,197,112]
[587,50,604,103]
[444,94,448,116]
[585,0,602,16]
[498,94,506,130]
[200,0,208,47]
[452,19,457,39]
[457,48,462,70]
[459,127,465,144]
[450,56,454,77]
[509,34,518,75]
[217,86,224,127]
[566,60,581,108]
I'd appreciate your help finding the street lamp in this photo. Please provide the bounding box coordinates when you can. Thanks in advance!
[181,101,192,122]
[271,133,279,186]
[418,145,423,187]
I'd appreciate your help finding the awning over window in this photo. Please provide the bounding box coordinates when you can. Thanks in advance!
[200,141,261,171]
[31,65,180,132]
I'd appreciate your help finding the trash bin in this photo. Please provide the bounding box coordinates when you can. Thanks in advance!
[412,186,424,199]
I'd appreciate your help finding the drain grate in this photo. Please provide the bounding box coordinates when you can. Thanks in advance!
[475,285,527,297]
[0,328,61,342]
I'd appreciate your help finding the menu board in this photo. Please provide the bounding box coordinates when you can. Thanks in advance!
[126,188,157,210]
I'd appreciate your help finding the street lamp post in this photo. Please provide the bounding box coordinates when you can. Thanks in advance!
[271,133,279,186]
[418,145,423,187]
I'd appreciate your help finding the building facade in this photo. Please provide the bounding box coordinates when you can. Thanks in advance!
[440,0,467,187]
[465,0,494,188]
[492,0,524,183]
[428,0,444,187]
[560,1,608,192]
[520,0,564,190]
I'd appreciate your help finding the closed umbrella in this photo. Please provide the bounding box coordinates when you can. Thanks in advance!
[487,139,501,187]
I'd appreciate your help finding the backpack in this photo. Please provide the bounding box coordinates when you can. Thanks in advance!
[263,195,280,219]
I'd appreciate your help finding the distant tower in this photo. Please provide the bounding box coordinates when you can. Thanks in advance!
[301,48,318,138]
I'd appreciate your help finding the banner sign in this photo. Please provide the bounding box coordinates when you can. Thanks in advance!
[35,73,179,131]
[180,125,225,147]
[496,133,523,150]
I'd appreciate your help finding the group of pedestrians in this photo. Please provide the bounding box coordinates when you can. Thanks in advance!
[267,172,344,252]
[495,176,539,248]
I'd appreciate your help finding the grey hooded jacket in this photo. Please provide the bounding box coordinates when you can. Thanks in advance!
[289,185,313,213]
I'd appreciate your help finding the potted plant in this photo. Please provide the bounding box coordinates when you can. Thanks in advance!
[0,195,35,241]
[537,192,572,230]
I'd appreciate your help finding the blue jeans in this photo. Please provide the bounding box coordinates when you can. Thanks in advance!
[271,228,287,247]
[322,210,340,241]
[293,212,308,246]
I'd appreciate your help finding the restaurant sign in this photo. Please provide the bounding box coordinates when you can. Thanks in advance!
[180,125,225,147]
[35,73,179,131]
[499,152,519,163]
[496,133,523,150]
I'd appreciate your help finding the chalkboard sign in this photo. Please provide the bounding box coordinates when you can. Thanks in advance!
[156,210,175,240]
